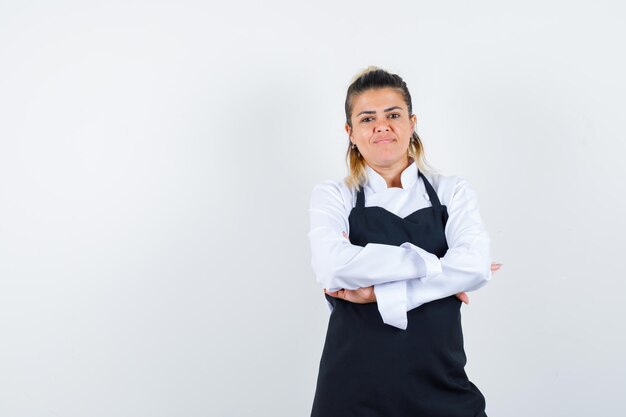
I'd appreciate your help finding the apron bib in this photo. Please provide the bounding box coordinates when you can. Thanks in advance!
[311,170,488,417]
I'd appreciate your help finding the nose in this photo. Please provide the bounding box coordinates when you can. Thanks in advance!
[374,118,391,132]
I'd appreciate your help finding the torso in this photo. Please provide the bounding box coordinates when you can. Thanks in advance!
[310,169,488,417]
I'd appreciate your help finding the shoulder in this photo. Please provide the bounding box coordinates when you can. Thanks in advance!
[309,178,355,211]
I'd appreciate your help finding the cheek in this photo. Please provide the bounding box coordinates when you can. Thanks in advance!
[393,121,412,133]
[352,131,369,144]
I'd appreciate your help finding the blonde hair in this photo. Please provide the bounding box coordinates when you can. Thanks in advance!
[343,66,435,190]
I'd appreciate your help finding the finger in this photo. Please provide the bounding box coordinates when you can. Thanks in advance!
[355,287,375,302]
[490,263,503,272]
[455,292,469,305]
[344,289,368,304]
[457,293,469,304]
[325,289,338,297]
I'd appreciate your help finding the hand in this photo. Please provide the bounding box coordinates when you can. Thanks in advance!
[324,286,377,304]
[455,262,502,304]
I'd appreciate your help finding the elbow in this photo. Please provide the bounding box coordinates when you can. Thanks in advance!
[479,254,493,283]
[310,259,330,288]
[467,256,492,291]
[468,233,492,290]
[310,241,356,291]
[478,264,492,287]
[457,238,491,291]
[310,257,342,292]
[317,267,347,293]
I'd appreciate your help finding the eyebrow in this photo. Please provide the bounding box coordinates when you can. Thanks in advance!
[355,106,403,117]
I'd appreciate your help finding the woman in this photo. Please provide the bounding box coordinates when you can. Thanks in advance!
[308,66,501,417]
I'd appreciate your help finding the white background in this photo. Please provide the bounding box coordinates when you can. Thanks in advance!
[1,1,625,416]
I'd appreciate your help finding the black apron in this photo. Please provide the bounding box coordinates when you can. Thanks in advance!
[310,170,488,417]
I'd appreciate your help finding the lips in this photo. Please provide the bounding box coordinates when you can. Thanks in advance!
[373,136,395,144]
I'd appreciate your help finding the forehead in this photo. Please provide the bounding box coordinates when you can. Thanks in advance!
[352,88,406,112]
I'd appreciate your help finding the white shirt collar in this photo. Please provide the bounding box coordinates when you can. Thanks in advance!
[364,159,419,193]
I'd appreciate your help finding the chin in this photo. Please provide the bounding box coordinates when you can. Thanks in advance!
[370,154,407,166]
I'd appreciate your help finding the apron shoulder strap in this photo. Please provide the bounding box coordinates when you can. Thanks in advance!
[355,184,365,209]
[419,171,443,210]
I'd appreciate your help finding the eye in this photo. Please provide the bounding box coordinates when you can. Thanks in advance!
[360,113,400,123]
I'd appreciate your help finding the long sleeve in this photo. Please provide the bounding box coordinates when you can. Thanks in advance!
[307,180,442,293]
[373,176,492,329]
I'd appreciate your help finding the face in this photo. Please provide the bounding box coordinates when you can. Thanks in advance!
[345,87,417,170]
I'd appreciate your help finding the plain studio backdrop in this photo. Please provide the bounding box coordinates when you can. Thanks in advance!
[1,1,625,416]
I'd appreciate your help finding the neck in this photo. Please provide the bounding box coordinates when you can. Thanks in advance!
[369,156,411,188]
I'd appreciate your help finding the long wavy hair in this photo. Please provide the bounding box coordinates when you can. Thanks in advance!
[344,66,435,191]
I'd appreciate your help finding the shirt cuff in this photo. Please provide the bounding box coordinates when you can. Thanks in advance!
[400,242,443,278]
[374,281,408,330]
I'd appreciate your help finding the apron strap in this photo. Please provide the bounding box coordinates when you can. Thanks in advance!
[355,184,365,209]
[419,171,443,210]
